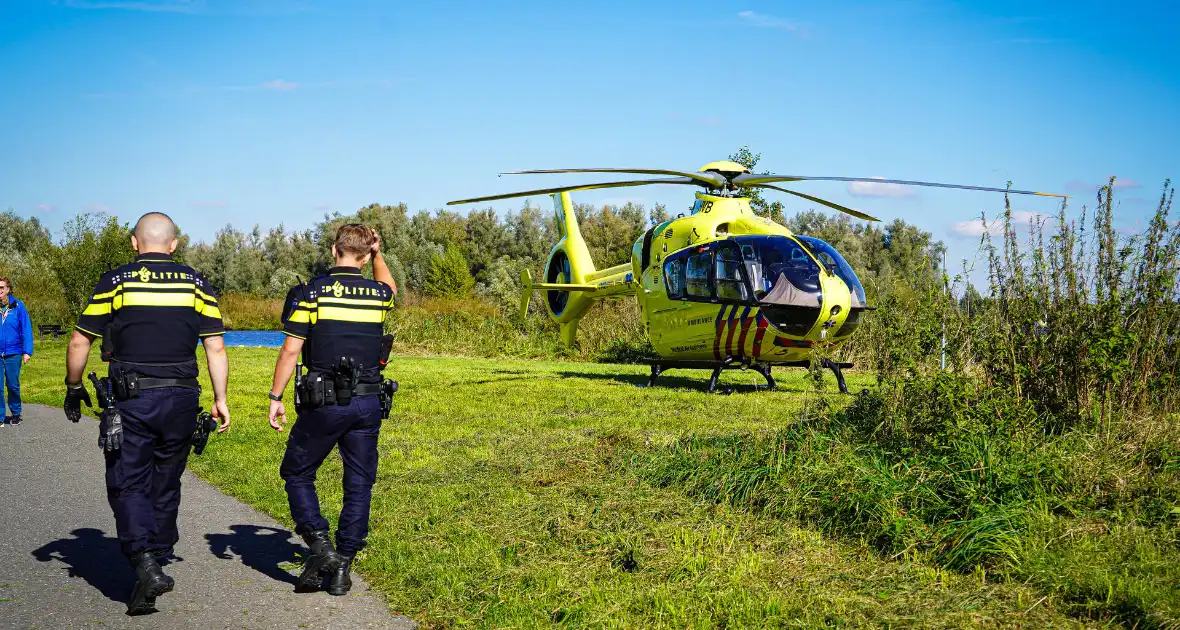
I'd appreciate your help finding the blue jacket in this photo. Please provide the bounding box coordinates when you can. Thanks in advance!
[0,296,33,357]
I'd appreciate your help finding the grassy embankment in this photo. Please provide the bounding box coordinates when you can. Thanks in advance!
[21,339,1160,629]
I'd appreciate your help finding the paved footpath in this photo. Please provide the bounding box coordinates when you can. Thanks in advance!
[0,404,418,630]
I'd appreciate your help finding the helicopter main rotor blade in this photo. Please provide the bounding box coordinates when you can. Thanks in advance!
[446,177,699,206]
[755,184,881,222]
[733,173,1068,198]
[501,168,728,189]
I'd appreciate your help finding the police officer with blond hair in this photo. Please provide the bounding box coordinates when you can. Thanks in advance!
[63,212,231,615]
[266,223,397,595]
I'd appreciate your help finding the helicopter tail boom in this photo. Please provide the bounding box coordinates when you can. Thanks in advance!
[516,192,638,347]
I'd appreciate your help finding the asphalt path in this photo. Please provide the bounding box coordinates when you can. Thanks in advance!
[0,404,418,630]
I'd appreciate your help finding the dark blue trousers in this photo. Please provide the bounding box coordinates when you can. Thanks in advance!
[104,387,199,558]
[279,394,382,555]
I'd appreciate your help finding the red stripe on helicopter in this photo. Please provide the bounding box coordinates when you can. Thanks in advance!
[724,306,742,358]
[773,337,813,349]
[752,313,769,359]
[713,304,730,361]
[736,307,755,358]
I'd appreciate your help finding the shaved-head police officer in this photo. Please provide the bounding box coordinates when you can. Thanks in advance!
[64,212,231,615]
[266,223,397,596]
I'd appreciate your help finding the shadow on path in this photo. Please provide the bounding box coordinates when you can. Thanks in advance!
[31,527,132,605]
[205,524,303,585]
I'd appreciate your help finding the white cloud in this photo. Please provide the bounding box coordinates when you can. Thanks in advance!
[950,210,1052,237]
[36,203,56,213]
[1066,177,1142,192]
[61,0,204,12]
[951,217,1003,237]
[847,177,916,198]
[737,10,799,32]
[261,79,298,91]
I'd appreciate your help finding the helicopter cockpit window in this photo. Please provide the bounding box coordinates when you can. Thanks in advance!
[796,235,867,308]
[715,246,749,302]
[685,251,712,298]
[732,236,822,307]
[664,258,685,299]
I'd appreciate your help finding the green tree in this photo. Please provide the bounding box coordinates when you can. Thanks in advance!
[424,246,475,297]
[51,213,136,323]
[729,145,785,222]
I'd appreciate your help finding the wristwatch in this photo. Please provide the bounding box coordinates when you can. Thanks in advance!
[268,391,282,402]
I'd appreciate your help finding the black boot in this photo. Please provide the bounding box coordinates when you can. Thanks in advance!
[295,529,344,592]
[327,552,353,596]
[126,551,174,615]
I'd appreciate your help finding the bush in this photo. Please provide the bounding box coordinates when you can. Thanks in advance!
[424,247,475,298]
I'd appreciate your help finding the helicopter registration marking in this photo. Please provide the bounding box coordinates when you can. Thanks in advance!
[687,316,712,326]
[671,342,706,353]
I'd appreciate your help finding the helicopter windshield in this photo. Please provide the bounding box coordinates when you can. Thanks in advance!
[731,236,822,307]
[795,235,867,308]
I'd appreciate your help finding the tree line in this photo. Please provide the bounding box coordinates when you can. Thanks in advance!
[1,146,950,328]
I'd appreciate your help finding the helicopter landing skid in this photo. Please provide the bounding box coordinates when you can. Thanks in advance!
[780,359,854,395]
[643,359,777,394]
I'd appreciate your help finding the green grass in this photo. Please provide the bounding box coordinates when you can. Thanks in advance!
[20,339,1116,628]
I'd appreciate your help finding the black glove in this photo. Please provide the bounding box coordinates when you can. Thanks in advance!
[64,383,92,423]
[99,408,123,452]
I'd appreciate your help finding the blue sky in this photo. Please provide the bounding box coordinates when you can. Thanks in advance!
[2,0,1177,287]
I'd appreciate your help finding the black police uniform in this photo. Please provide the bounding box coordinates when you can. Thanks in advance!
[278,265,394,572]
[74,252,224,562]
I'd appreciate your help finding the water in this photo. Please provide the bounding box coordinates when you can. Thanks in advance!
[222,330,286,348]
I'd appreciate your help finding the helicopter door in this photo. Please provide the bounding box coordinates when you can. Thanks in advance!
[653,250,718,358]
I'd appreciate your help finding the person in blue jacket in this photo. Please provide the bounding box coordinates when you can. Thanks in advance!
[0,277,33,426]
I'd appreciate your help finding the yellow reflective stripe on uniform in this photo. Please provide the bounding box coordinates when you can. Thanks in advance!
[317,305,385,323]
[318,296,388,308]
[297,301,316,310]
[120,292,197,308]
[82,302,112,316]
[195,296,221,316]
[196,288,217,303]
[287,310,312,324]
[91,288,122,301]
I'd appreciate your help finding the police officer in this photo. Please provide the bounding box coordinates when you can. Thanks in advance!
[63,212,231,616]
[266,223,396,596]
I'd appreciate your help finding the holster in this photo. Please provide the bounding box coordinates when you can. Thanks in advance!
[378,378,398,419]
[191,410,217,455]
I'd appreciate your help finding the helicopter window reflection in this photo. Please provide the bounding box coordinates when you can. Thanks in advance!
[664,259,685,298]
[685,252,712,298]
[715,247,749,302]
[731,236,822,304]
[795,235,867,307]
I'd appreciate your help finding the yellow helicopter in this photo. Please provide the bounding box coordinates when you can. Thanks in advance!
[447,161,1065,393]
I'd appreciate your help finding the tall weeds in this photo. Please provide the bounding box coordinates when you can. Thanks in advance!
[976,179,1179,429]
[631,178,1180,628]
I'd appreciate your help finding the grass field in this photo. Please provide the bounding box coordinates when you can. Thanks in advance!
[15,338,1150,629]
